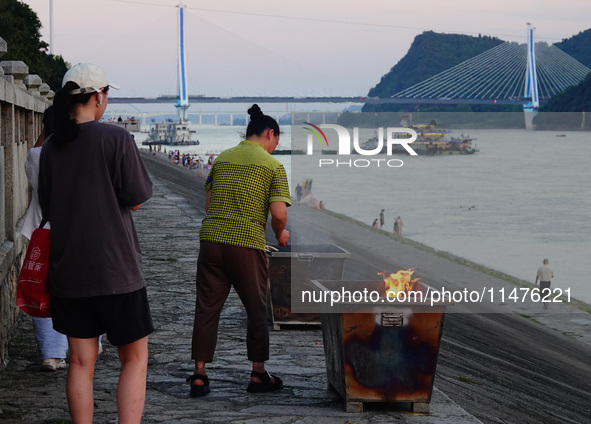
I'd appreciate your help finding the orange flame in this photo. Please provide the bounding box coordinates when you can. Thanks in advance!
[378,268,421,297]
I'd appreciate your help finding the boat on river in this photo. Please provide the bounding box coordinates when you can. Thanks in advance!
[142,119,198,146]
[357,124,478,155]
[271,149,305,155]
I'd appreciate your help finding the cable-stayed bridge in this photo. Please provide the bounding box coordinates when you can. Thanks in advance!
[110,38,589,107]
[110,23,589,129]
[391,41,590,103]
[107,95,533,105]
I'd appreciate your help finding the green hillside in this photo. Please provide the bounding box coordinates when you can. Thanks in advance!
[534,72,591,129]
[534,29,591,116]
[367,31,503,98]
[540,72,591,112]
[554,29,591,68]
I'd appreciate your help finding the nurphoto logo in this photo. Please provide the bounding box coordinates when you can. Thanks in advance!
[302,124,418,168]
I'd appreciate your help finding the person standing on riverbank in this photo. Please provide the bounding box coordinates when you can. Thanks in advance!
[535,258,554,309]
[379,209,385,229]
[394,216,403,236]
[295,183,303,205]
[38,63,153,424]
[189,104,291,397]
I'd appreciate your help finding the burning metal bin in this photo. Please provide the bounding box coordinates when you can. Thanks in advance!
[311,279,452,413]
[267,244,350,330]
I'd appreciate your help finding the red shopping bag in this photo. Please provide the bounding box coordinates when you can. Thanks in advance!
[16,227,51,317]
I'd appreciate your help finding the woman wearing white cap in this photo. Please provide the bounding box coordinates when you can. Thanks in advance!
[38,63,153,424]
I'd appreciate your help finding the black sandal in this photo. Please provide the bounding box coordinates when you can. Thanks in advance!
[186,374,210,397]
[246,370,283,393]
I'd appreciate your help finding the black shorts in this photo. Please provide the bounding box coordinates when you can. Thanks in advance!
[540,281,551,292]
[51,287,154,346]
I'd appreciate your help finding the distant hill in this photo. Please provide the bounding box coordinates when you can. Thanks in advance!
[534,29,591,117]
[539,72,591,112]
[534,28,591,116]
[367,31,504,98]
[363,31,506,112]
[532,28,591,129]
[554,29,591,68]
[363,29,591,114]
[533,72,591,129]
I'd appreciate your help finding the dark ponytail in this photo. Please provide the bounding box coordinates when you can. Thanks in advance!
[51,81,94,146]
[42,105,54,138]
[246,104,279,138]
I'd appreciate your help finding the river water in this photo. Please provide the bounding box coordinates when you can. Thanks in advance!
[136,124,591,305]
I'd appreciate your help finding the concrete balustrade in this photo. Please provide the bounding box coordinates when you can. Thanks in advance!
[0,37,54,366]
[24,75,43,96]
[39,82,50,97]
[0,61,29,91]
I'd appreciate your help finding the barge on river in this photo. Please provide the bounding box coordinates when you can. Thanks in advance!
[358,124,478,155]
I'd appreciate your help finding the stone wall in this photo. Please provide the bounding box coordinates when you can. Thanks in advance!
[0,37,54,367]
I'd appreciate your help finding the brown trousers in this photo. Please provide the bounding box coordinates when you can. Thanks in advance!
[191,241,269,362]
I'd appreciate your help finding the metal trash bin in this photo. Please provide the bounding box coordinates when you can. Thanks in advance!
[311,279,452,413]
[267,244,350,330]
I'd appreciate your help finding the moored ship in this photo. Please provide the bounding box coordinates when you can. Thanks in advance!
[271,149,305,155]
[358,124,478,155]
[142,119,199,146]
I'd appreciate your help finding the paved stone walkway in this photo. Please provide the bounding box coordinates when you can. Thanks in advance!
[0,174,481,423]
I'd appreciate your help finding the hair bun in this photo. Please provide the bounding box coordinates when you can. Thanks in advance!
[248,104,264,121]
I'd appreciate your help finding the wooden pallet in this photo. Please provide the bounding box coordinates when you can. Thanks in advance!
[272,320,321,331]
[344,400,430,413]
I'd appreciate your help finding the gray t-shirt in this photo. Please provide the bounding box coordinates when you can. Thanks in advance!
[39,121,152,298]
[537,265,554,282]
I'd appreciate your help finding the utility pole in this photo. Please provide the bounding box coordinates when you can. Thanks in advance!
[49,0,54,54]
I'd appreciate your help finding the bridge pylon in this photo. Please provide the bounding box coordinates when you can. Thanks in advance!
[175,3,190,122]
[523,23,539,129]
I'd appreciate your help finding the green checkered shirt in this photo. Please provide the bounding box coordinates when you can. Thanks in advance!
[200,140,291,251]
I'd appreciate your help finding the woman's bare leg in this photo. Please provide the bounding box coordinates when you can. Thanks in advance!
[66,337,99,424]
[117,336,149,424]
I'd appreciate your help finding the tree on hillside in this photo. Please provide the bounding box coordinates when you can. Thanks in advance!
[0,0,68,90]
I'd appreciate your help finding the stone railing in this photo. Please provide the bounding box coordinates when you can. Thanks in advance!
[0,37,54,367]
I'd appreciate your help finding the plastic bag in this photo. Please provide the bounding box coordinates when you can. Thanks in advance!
[16,227,51,317]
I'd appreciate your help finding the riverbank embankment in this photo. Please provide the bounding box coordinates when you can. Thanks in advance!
[139,149,591,423]
[1,150,590,423]
[0,152,481,423]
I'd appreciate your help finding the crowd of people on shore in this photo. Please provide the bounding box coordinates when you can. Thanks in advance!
[372,209,404,235]
[293,178,326,210]
[166,150,217,175]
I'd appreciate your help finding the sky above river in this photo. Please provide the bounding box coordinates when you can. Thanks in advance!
[24,0,591,98]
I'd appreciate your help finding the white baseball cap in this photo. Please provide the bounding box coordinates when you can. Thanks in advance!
[63,63,120,94]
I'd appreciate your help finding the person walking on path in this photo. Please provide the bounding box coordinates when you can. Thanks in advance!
[379,209,385,229]
[189,104,291,397]
[38,63,153,424]
[535,258,554,310]
[21,106,69,372]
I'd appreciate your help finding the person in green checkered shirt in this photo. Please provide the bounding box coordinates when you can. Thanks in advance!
[188,105,291,397]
